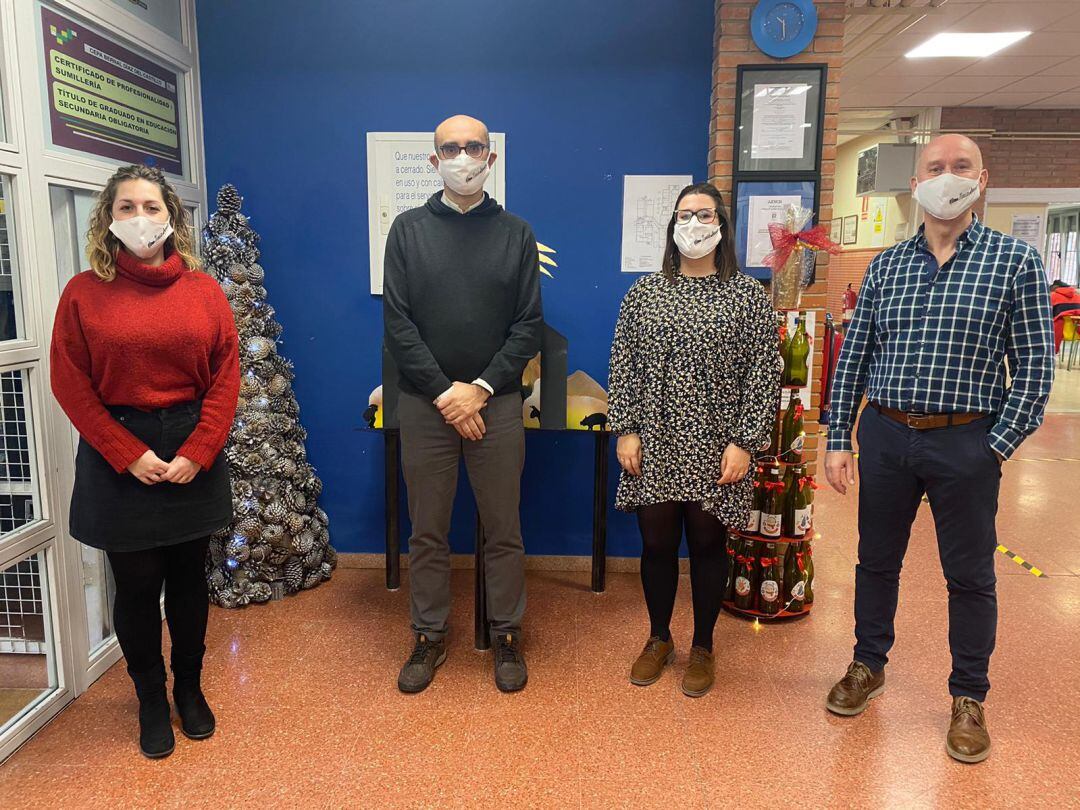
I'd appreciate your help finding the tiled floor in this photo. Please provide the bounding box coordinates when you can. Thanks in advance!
[3,375,1079,808]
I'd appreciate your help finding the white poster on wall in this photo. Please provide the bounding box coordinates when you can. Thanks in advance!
[1011,214,1043,246]
[621,175,693,273]
[747,195,801,267]
[366,131,506,295]
[780,309,816,411]
[751,84,810,161]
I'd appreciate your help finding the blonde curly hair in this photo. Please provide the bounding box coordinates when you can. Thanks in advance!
[86,164,201,282]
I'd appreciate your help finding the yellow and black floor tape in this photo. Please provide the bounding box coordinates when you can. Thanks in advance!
[996,544,1045,577]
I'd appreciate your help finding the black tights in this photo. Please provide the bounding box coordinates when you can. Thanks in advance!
[106,537,210,674]
[637,502,727,652]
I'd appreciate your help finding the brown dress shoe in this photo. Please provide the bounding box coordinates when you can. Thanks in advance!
[826,661,885,716]
[630,637,675,686]
[681,647,714,698]
[947,697,991,763]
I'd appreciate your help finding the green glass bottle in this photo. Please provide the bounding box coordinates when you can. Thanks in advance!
[724,530,740,601]
[780,395,805,463]
[779,321,793,387]
[804,539,815,605]
[760,467,784,540]
[758,542,782,616]
[733,536,756,611]
[744,465,765,536]
[784,542,806,613]
[788,317,809,388]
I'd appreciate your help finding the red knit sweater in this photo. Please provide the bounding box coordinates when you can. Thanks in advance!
[50,249,240,473]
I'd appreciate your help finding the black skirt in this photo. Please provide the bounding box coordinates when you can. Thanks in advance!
[70,400,233,552]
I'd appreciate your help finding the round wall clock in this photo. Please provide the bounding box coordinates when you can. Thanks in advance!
[751,0,819,59]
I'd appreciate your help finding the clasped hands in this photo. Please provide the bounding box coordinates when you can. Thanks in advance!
[435,382,491,441]
[616,434,751,485]
[127,450,201,485]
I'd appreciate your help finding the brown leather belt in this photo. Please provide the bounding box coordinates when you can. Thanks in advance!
[870,402,987,430]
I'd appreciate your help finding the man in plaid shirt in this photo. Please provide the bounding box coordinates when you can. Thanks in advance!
[822,134,1053,764]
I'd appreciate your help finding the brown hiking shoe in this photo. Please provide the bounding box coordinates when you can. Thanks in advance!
[629,636,675,686]
[947,697,991,763]
[681,647,715,698]
[826,661,885,716]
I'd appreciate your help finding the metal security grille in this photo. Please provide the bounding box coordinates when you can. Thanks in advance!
[0,370,34,536]
[0,554,46,655]
[0,177,12,278]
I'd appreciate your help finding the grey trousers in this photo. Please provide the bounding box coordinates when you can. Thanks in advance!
[398,391,526,643]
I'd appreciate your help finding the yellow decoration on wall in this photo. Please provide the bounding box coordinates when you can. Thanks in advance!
[537,242,557,278]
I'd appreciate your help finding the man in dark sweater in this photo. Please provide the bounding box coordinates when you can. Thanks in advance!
[383,115,543,693]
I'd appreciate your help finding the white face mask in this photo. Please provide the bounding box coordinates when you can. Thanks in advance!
[109,215,173,259]
[674,218,722,260]
[914,173,981,221]
[436,153,491,196]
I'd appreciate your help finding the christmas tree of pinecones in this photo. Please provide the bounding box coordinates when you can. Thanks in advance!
[201,184,336,607]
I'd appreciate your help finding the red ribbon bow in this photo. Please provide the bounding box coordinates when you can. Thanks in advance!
[794,404,804,420]
[759,557,776,567]
[762,222,842,271]
[764,482,785,492]
[799,476,818,489]
[795,552,805,573]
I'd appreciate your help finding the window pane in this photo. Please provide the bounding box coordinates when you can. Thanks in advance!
[0,370,41,539]
[0,550,58,732]
[0,177,27,343]
[83,546,114,652]
[105,0,183,41]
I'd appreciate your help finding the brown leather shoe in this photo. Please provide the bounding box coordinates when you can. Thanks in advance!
[629,636,675,686]
[825,661,885,716]
[947,697,991,763]
[681,647,714,698]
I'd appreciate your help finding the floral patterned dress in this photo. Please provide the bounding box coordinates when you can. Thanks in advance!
[607,270,781,528]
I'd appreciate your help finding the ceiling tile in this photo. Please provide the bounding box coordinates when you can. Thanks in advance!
[875,57,981,77]
[1026,90,1080,108]
[999,75,1080,94]
[946,2,1079,31]
[964,90,1061,106]
[996,32,1080,58]
[931,75,1019,94]
[841,91,919,108]
[899,91,985,106]
[1039,56,1080,78]
[956,55,1073,77]
[1052,11,1080,33]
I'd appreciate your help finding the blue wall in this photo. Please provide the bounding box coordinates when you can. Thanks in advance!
[197,1,714,556]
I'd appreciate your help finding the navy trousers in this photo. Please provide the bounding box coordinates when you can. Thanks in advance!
[854,405,1001,701]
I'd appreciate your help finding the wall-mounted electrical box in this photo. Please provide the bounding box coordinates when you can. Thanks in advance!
[857,143,916,197]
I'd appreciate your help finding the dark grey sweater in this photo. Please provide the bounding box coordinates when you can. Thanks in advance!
[382,193,543,399]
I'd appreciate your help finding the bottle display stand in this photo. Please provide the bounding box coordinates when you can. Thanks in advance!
[722,310,817,623]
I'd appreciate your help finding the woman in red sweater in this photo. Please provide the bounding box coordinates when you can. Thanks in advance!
[50,164,239,759]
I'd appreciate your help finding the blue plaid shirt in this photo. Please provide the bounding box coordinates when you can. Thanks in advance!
[829,216,1053,460]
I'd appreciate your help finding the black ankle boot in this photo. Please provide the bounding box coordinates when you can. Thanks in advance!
[129,660,175,758]
[171,648,215,740]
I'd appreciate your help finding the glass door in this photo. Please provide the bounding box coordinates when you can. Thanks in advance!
[49,185,117,657]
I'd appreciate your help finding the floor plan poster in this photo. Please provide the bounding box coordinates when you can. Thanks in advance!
[621,175,692,273]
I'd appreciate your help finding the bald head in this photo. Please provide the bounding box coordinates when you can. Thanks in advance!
[917,133,984,176]
[434,115,490,151]
[910,132,989,217]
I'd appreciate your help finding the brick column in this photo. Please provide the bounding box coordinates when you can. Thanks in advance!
[710,0,845,474]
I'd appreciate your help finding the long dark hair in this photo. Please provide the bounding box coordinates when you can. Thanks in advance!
[661,182,738,284]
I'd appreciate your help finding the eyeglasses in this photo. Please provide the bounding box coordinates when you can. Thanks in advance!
[674,208,719,225]
[437,141,491,160]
